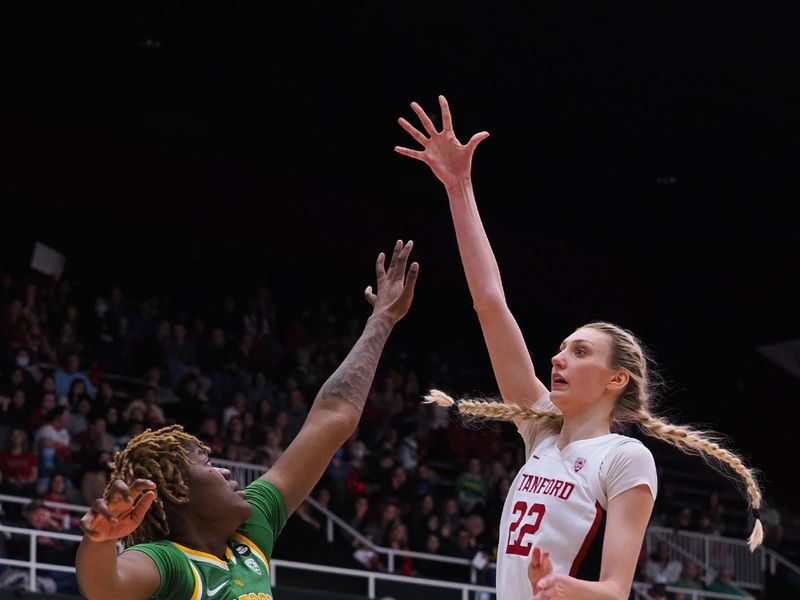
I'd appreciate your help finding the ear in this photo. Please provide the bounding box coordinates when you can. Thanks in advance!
[607,369,629,392]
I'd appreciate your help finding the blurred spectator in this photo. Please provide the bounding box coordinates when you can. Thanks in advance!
[707,566,746,596]
[672,506,694,531]
[197,327,237,406]
[448,527,476,560]
[40,472,80,528]
[440,496,462,545]
[674,560,706,600]
[28,390,58,432]
[222,390,249,429]
[455,457,488,514]
[103,404,127,441]
[73,414,117,466]
[163,322,198,387]
[644,541,682,585]
[168,374,210,431]
[1,388,32,434]
[33,406,72,461]
[349,495,372,537]
[385,466,414,509]
[196,416,225,457]
[25,313,58,364]
[80,450,112,506]
[648,582,669,600]
[4,499,78,594]
[96,380,125,413]
[410,494,438,550]
[67,394,92,437]
[54,321,82,361]
[54,352,96,400]
[0,428,39,497]
[284,388,309,444]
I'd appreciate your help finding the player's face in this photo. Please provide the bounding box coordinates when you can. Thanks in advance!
[550,328,620,411]
[185,447,251,523]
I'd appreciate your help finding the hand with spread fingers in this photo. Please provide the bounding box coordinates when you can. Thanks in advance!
[364,239,419,324]
[80,479,157,542]
[395,94,489,189]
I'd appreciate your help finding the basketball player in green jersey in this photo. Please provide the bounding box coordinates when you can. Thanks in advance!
[76,240,419,600]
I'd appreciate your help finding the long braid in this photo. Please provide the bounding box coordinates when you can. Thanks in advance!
[423,389,563,433]
[635,411,763,551]
[106,425,210,546]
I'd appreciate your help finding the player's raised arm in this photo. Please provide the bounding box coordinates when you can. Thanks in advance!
[262,240,418,514]
[396,95,549,412]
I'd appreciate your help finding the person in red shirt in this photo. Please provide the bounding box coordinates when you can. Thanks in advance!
[0,428,39,497]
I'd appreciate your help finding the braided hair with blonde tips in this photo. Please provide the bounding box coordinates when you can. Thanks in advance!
[423,321,764,551]
[106,424,210,546]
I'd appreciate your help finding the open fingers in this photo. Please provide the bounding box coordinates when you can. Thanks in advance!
[399,262,419,301]
[130,490,156,522]
[388,240,413,280]
[386,239,403,274]
[439,95,454,134]
[398,117,429,148]
[374,251,387,285]
[107,479,132,503]
[410,102,438,137]
[530,547,541,569]
[466,131,490,153]
[394,146,426,161]
[129,479,156,495]
[364,286,377,306]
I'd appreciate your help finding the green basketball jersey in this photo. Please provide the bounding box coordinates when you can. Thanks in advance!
[126,479,288,600]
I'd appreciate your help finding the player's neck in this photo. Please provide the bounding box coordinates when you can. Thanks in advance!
[556,410,612,450]
[168,520,234,561]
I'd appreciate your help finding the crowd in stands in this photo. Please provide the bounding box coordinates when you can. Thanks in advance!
[0,264,795,597]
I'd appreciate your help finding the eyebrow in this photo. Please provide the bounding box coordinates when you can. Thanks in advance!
[559,339,595,349]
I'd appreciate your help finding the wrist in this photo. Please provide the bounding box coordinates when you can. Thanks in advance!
[367,311,397,328]
[444,177,473,195]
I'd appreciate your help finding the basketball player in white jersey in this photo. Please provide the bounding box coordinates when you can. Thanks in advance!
[395,95,763,599]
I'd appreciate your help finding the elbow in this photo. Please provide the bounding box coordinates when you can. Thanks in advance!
[472,293,508,317]
[308,406,359,440]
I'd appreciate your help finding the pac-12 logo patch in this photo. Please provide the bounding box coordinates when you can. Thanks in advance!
[574,458,586,473]
[235,544,251,556]
[245,558,262,575]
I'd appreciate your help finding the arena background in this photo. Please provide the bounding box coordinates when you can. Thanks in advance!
[1,0,797,519]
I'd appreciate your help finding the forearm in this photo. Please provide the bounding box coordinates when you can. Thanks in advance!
[567,578,627,600]
[76,538,122,600]
[445,178,506,310]
[312,312,395,424]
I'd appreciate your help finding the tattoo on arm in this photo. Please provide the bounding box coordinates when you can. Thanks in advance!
[317,313,394,415]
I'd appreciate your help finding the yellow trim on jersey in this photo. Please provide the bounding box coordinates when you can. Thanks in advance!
[172,541,230,570]
[188,561,203,600]
[233,533,270,576]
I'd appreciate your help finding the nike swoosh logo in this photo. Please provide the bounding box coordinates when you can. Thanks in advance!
[207,581,229,597]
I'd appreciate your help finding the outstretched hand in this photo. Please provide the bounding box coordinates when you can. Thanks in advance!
[395,95,489,189]
[364,240,419,324]
[79,479,156,543]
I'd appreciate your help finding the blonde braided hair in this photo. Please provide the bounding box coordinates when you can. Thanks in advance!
[423,321,764,551]
[106,424,209,546]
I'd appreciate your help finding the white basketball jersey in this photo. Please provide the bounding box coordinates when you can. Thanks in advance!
[496,430,656,599]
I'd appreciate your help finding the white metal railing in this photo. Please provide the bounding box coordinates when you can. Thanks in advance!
[645,524,797,592]
[270,559,495,600]
[212,458,496,583]
[0,524,493,598]
[0,524,83,593]
[632,581,755,599]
